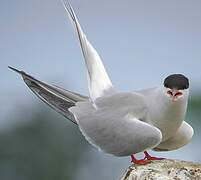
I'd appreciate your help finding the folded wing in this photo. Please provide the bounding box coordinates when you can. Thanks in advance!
[69,93,162,156]
[153,121,194,151]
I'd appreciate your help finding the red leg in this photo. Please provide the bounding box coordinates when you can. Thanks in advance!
[131,155,150,165]
[144,151,164,160]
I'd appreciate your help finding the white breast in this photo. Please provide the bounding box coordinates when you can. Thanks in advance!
[143,87,188,142]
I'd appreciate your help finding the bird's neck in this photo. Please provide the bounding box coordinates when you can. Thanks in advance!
[149,87,189,141]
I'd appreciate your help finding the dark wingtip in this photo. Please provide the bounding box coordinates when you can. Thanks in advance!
[8,66,23,75]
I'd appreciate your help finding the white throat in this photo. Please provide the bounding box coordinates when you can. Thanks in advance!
[148,87,189,141]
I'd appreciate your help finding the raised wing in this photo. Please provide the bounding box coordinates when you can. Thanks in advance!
[61,1,116,101]
[9,66,88,124]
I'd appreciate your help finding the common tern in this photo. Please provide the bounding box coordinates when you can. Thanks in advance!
[9,2,194,165]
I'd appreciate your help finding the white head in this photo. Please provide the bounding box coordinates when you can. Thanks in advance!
[163,74,189,102]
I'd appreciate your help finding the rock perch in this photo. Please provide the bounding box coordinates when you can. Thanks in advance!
[120,159,201,180]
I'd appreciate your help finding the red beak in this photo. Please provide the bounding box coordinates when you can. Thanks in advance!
[167,89,183,101]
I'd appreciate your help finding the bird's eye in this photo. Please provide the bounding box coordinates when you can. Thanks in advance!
[167,90,173,96]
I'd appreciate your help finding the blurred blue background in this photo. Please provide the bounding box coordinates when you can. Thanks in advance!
[1,0,201,179]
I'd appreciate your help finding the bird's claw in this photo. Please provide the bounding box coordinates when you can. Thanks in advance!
[131,159,150,165]
[144,151,164,160]
[145,156,165,160]
[131,155,150,165]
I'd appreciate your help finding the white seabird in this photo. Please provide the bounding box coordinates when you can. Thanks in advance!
[9,2,194,164]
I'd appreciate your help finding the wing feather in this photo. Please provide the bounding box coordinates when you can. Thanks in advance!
[69,93,162,156]
[9,66,88,124]
[61,1,116,101]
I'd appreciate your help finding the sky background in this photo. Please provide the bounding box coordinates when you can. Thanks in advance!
[1,0,201,179]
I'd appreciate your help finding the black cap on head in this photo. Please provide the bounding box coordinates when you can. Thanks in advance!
[164,74,189,90]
